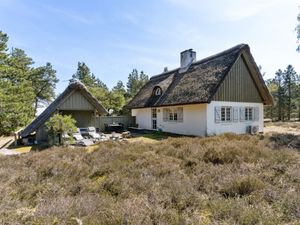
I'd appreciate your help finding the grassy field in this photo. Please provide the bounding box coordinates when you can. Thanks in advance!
[0,133,299,224]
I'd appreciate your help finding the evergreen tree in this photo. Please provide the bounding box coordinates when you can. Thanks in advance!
[0,31,58,135]
[265,78,278,121]
[283,65,297,120]
[126,69,149,98]
[30,63,58,114]
[72,62,107,89]
[297,12,300,51]
[274,69,285,121]
[0,48,35,134]
[112,81,126,95]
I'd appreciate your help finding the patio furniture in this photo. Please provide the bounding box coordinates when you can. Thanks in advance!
[87,127,101,140]
[121,131,131,138]
[79,128,90,138]
[72,133,93,146]
[106,123,124,133]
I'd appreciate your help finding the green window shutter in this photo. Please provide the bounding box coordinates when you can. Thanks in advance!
[215,106,221,123]
[240,107,245,121]
[254,107,259,121]
[177,107,183,122]
[233,107,239,122]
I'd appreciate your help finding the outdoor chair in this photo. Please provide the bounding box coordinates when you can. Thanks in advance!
[72,133,93,146]
[87,127,101,140]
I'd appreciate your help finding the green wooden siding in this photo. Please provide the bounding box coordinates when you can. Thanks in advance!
[212,56,262,103]
[95,116,136,131]
[36,125,49,143]
[59,91,94,110]
[62,110,93,127]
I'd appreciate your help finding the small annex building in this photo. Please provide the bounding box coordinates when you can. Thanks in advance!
[126,44,273,136]
[20,80,107,144]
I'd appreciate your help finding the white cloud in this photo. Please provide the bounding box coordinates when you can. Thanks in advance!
[166,0,283,21]
[223,0,282,21]
[38,3,95,24]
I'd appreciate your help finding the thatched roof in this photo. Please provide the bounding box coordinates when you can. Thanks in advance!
[21,80,107,137]
[126,44,273,109]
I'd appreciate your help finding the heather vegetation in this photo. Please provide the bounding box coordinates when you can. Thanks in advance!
[0,133,299,224]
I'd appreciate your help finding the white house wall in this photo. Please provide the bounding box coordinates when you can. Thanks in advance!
[206,101,264,135]
[132,104,207,136]
[132,108,152,130]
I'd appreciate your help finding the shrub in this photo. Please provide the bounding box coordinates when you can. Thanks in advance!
[220,176,265,198]
[0,133,299,224]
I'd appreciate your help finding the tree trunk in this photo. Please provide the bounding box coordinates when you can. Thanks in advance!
[34,98,38,116]
[288,87,291,121]
[299,101,300,121]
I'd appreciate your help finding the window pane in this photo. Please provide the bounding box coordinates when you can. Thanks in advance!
[221,107,226,121]
[174,113,178,121]
[249,108,253,120]
[169,112,173,120]
[226,107,231,121]
[244,107,253,121]
[152,109,157,118]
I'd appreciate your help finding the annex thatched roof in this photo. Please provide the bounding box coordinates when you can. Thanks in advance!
[126,44,273,109]
[21,80,107,137]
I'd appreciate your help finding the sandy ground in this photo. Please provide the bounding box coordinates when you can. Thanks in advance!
[0,136,14,148]
[264,122,300,135]
[1,122,299,155]
[0,148,20,156]
[0,136,22,155]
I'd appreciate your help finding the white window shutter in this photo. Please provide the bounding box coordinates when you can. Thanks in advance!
[240,107,245,121]
[177,107,183,122]
[215,106,221,123]
[254,107,259,121]
[163,108,168,122]
[233,107,239,122]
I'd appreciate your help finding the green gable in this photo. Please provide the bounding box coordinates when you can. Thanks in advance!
[212,55,263,103]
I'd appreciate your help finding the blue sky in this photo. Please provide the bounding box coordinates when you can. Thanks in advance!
[1,0,299,95]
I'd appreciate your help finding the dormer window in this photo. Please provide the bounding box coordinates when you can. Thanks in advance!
[153,86,162,96]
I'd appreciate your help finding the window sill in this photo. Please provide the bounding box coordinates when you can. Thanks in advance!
[163,121,183,123]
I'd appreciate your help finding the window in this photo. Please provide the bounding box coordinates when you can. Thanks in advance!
[151,108,157,118]
[221,106,232,122]
[245,107,253,121]
[152,119,157,129]
[163,107,183,122]
[152,108,157,129]
[155,88,162,96]
[153,87,162,96]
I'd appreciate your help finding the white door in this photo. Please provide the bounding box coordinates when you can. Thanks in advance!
[151,108,157,130]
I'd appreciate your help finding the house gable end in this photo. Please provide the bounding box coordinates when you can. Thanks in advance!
[59,90,95,111]
[212,54,263,103]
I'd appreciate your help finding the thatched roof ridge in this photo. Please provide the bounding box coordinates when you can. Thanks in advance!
[126,44,273,109]
[21,80,107,137]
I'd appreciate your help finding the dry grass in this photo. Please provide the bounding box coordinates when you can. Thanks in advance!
[0,133,299,224]
[265,122,300,135]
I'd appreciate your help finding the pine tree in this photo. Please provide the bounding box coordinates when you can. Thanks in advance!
[30,63,58,114]
[283,65,297,120]
[274,70,285,121]
[126,69,149,98]
[0,31,58,135]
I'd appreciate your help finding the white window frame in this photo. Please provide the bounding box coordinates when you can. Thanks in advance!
[151,108,157,118]
[221,106,232,122]
[163,107,183,123]
[245,107,253,121]
[155,88,162,96]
